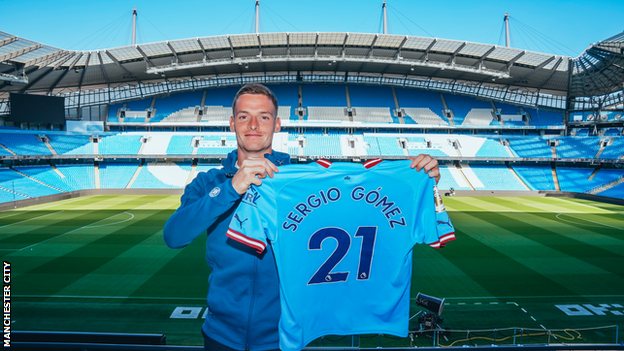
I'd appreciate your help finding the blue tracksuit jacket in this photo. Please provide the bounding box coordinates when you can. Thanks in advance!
[164,149,290,351]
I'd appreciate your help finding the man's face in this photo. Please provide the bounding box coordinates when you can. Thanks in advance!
[230,93,281,156]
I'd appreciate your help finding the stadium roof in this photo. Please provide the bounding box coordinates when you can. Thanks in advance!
[1,30,623,101]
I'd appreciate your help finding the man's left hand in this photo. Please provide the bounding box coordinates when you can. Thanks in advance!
[410,154,440,184]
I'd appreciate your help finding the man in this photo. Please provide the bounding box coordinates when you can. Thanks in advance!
[163,84,441,351]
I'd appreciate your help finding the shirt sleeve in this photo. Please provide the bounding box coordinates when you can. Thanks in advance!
[226,182,276,253]
[403,163,455,249]
[429,185,456,248]
[163,170,242,249]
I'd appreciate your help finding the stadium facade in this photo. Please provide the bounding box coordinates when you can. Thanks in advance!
[0,24,623,205]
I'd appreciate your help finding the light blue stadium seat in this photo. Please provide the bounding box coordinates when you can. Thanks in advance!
[475,139,509,158]
[99,134,142,155]
[99,163,139,189]
[512,165,556,191]
[470,165,526,191]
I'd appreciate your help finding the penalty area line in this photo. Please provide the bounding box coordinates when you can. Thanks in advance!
[84,212,135,228]
[556,213,623,230]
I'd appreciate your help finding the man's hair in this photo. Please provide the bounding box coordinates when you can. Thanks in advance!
[232,84,279,117]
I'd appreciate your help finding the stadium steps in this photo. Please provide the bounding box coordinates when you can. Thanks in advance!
[186,159,198,185]
[43,139,57,155]
[439,93,455,125]
[0,143,16,156]
[94,163,100,189]
[390,86,405,124]
[191,137,199,155]
[9,167,63,193]
[502,142,517,157]
[137,138,146,155]
[491,101,505,126]
[595,140,608,158]
[126,163,143,189]
[455,164,476,190]
[588,167,601,181]
[93,140,99,154]
[0,186,30,199]
[51,165,65,178]
[507,165,531,190]
[551,143,557,158]
[591,175,624,195]
[551,163,561,191]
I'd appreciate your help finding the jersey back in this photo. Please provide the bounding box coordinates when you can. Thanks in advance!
[227,159,455,351]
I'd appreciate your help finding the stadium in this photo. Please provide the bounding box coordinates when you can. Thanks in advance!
[1,1,623,350]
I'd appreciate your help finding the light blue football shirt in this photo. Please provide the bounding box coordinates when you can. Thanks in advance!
[227,159,455,351]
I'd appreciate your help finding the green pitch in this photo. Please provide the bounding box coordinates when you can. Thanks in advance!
[2,195,623,347]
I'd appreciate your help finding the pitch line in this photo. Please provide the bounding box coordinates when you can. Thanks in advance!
[0,210,64,229]
[84,212,134,228]
[555,213,623,230]
[18,202,151,251]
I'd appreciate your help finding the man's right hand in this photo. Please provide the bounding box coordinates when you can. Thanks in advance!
[231,158,279,195]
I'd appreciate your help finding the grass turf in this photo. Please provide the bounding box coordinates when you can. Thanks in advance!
[2,195,623,347]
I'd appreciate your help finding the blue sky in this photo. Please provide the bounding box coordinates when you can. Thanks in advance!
[2,0,622,57]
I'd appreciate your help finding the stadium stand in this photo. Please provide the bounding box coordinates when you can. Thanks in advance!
[98,134,143,155]
[306,106,349,122]
[130,162,189,189]
[348,85,395,108]
[15,165,81,192]
[402,108,448,125]
[523,107,564,126]
[600,138,624,159]
[462,108,494,126]
[196,135,236,155]
[99,163,140,189]
[597,181,624,198]
[555,137,601,158]
[302,84,347,107]
[267,84,300,121]
[556,167,624,194]
[352,107,394,123]
[163,107,199,123]
[395,88,447,123]
[508,138,553,158]
[0,167,60,198]
[302,133,343,156]
[0,133,51,155]
[474,139,510,158]
[47,134,94,155]
[512,165,557,191]
[166,135,196,155]
[374,136,405,156]
[55,165,95,191]
[151,90,204,123]
[469,165,527,190]
[200,106,230,122]
[443,93,492,125]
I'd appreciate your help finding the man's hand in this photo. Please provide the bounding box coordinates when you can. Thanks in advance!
[231,158,279,194]
[410,154,440,184]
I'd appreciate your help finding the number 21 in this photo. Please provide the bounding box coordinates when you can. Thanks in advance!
[307,226,377,285]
